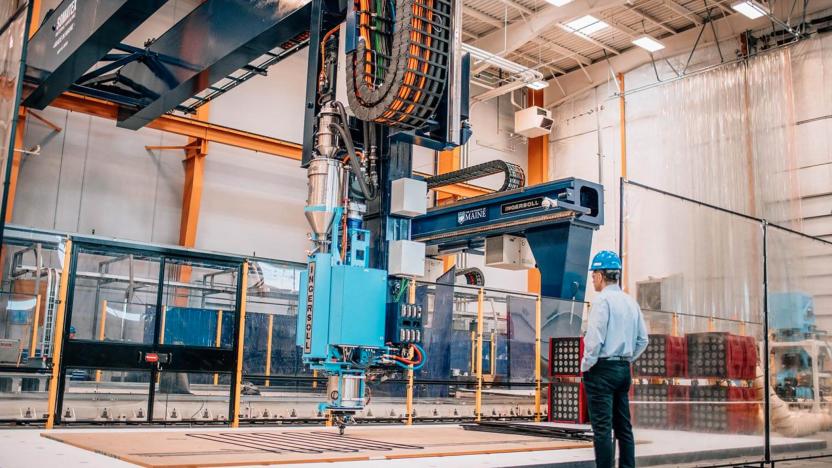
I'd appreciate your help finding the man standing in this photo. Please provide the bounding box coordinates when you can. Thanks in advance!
[580,251,648,468]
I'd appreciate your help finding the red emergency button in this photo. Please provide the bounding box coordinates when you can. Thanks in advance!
[144,353,159,363]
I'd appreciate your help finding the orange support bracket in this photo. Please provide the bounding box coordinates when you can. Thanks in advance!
[26,110,62,133]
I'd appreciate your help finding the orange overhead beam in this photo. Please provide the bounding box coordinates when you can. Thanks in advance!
[526,89,549,294]
[49,93,303,159]
[414,173,490,199]
[49,93,490,199]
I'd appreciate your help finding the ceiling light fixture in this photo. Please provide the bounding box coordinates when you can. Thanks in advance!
[545,0,573,6]
[526,81,549,90]
[632,35,665,52]
[731,0,769,19]
[564,15,609,35]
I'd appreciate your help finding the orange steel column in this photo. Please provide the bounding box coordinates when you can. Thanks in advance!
[29,0,42,38]
[617,73,629,291]
[175,106,210,306]
[526,89,549,294]
[436,147,460,205]
[179,105,210,249]
[6,0,44,223]
[6,111,26,222]
[437,147,460,271]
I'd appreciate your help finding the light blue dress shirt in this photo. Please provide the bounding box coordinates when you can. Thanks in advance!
[580,284,649,372]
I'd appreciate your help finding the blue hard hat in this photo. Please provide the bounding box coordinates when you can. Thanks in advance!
[590,250,622,271]
[69,326,76,334]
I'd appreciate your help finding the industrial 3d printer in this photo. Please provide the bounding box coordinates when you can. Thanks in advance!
[292,0,605,432]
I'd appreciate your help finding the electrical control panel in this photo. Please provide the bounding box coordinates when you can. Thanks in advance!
[386,301,424,345]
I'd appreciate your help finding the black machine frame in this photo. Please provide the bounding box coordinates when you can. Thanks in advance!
[54,237,246,424]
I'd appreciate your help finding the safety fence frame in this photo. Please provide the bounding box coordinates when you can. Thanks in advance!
[620,178,832,467]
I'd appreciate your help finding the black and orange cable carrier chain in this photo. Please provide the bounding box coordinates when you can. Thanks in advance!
[345,0,452,130]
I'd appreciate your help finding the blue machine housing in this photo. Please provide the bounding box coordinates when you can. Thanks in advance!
[296,255,387,360]
[412,177,604,301]
[770,292,816,336]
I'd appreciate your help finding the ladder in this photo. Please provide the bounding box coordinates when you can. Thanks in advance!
[39,269,60,359]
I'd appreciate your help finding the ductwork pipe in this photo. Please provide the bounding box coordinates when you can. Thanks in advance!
[754,366,832,437]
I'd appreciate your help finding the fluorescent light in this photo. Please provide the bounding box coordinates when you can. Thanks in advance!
[565,15,609,35]
[731,0,768,19]
[632,35,665,52]
[546,0,573,6]
[526,80,549,90]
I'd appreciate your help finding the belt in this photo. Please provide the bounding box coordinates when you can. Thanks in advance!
[598,356,630,362]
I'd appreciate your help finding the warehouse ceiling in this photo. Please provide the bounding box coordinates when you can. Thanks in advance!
[463,0,727,77]
[460,0,830,101]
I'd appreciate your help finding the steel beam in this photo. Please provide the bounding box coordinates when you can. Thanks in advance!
[22,0,168,109]
[626,5,678,35]
[471,0,629,56]
[558,24,621,55]
[51,93,303,158]
[531,38,592,66]
[512,49,566,75]
[48,93,485,198]
[663,0,704,26]
[464,7,504,29]
[115,0,314,130]
[498,0,533,17]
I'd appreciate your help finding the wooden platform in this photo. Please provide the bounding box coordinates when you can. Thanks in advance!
[41,425,594,467]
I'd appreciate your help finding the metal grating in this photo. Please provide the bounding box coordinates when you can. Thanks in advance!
[187,431,424,454]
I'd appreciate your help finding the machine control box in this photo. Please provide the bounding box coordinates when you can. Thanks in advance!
[389,240,426,277]
[391,178,427,217]
[485,235,535,271]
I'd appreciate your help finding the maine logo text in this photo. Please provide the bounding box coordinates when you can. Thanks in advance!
[457,207,488,224]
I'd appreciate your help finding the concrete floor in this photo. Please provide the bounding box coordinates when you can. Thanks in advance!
[0,425,828,468]
[652,430,832,468]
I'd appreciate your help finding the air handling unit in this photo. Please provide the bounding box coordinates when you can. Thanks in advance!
[514,106,554,138]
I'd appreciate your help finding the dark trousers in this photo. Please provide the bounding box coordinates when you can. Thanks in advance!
[583,360,635,468]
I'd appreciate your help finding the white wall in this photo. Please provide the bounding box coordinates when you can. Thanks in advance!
[15,107,185,244]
